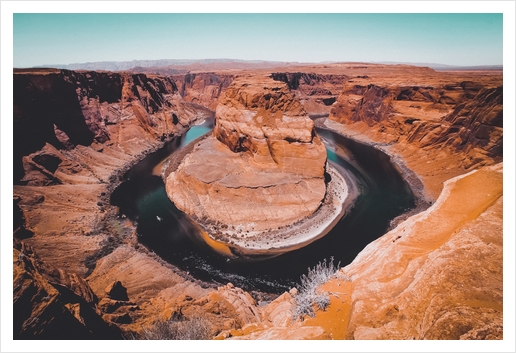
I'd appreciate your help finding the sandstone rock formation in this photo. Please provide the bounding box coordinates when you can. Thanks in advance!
[332,163,503,340]
[173,72,233,110]
[12,68,219,338]
[270,72,348,116]
[13,241,122,339]
[12,63,504,342]
[165,76,328,242]
[329,81,503,165]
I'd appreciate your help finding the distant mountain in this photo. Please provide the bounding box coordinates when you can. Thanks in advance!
[378,61,503,71]
[34,58,301,72]
[33,58,503,72]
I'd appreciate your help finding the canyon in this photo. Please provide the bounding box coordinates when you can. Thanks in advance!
[12,62,503,341]
[164,75,351,257]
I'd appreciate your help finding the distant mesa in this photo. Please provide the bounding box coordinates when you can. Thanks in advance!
[32,58,305,72]
[28,58,502,73]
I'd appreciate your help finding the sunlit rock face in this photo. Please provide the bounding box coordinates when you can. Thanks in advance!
[165,76,327,234]
[213,76,326,177]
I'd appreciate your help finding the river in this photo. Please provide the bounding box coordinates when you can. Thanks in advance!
[110,118,415,293]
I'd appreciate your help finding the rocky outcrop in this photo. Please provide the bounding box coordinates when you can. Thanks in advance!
[165,76,328,239]
[97,281,140,325]
[214,76,326,177]
[13,241,122,339]
[13,69,204,185]
[328,78,503,171]
[340,163,503,339]
[173,72,234,110]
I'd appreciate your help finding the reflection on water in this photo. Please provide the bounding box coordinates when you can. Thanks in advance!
[111,120,415,293]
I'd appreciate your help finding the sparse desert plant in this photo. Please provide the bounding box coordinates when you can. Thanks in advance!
[136,316,213,340]
[292,257,344,319]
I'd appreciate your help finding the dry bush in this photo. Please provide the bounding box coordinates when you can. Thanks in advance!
[292,257,347,319]
[136,316,213,340]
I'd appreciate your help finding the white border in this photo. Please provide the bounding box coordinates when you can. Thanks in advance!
[2,1,515,352]
[0,1,514,14]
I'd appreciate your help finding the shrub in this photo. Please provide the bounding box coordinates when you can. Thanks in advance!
[137,316,212,340]
[292,257,345,319]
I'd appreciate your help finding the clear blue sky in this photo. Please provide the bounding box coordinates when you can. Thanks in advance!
[13,13,503,68]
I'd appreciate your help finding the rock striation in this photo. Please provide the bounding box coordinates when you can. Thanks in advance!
[13,241,123,339]
[222,162,503,341]
[12,68,220,338]
[329,81,503,163]
[173,72,234,110]
[12,64,504,341]
[165,76,328,242]
[328,76,503,166]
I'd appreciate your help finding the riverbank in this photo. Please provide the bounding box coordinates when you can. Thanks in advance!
[320,118,434,227]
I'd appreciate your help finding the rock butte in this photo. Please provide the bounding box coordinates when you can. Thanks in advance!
[12,63,503,341]
[164,76,351,255]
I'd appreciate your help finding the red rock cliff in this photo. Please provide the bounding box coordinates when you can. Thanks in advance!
[165,75,328,237]
[13,69,208,186]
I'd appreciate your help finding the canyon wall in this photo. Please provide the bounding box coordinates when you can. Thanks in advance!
[269,72,348,116]
[12,69,223,338]
[13,69,202,186]
[170,70,348,116]
[323,66,503,199]
[172,72,234,110]
[329,80,502,162]
[12,64,504,341]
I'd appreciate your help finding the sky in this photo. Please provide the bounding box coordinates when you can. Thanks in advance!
[13,12,503,68]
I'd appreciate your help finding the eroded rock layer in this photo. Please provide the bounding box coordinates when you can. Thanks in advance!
[13,241,123,339]
[165,76,328,234]
[325,66,503,198]
[338,164,503,340]
[12,64,504,341]
[12,68,221,337]
[222,163,503,341]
